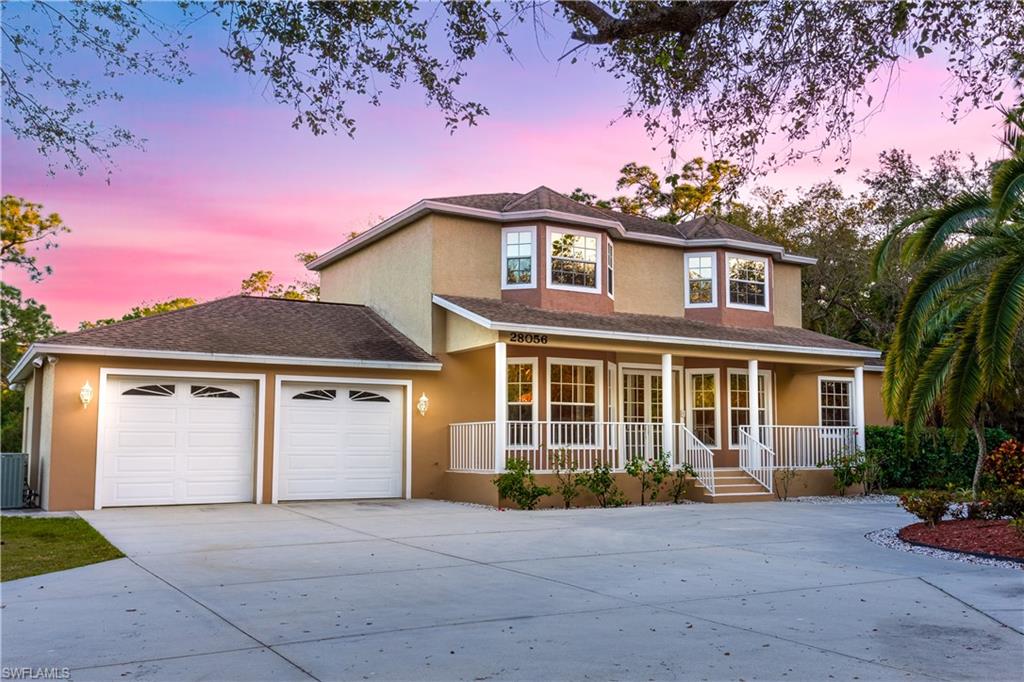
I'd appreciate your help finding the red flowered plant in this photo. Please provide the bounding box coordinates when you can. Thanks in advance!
[985,439,1024,487]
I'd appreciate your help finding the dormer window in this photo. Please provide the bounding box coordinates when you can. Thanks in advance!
[548,228,600,293]
[685,252,717,308]
[726,253,769,311]
[501,226,536,289]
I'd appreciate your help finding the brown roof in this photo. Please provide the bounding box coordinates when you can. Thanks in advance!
[429,186,780,248]
[41,296,437,364]
[436,295,880,356]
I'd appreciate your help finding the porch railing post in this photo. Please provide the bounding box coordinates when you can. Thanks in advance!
[853,365,866,452]
[747,359,760,468]
[661,353,674,466]
[494,341,507,472]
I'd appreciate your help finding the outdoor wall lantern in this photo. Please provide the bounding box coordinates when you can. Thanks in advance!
[80,381,93,408]
[417,392,429,416]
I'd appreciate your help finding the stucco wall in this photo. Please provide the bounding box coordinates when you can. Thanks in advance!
[773,263,803,327]
[613,240,684,316]
[318,216,434,353]
[431,214,501,299]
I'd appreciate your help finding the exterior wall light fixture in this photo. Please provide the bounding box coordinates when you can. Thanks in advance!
[80,381,94,408]
[417,392,429,416]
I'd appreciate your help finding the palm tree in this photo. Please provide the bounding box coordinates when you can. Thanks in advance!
[873,105,1024,499]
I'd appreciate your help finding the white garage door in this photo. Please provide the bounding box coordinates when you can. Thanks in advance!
[100,376,256,507]
[278,383,404,500]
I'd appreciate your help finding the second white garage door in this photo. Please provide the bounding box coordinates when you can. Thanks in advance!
[278,383,404,500]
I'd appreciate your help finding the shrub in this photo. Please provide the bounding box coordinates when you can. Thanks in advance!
[860,449,885,495]
[818,452,864,495]
[1010,517,1024,539]
[980,486,1024,519]
[899,490,954,527]
[866,425,1012,489]
[578,463,626,508]
[551,451,582,509]
[625,452,671,505]
[667,463,696,503]
[774,466,799,501]
[985,439,1024,488]
[493,457,551,510]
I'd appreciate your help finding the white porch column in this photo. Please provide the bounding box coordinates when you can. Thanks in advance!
[747,359,760,438]
[494,341,507,472]
[854,365,866,451]
[661,353,674,463]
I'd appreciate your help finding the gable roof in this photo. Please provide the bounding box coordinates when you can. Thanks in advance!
[433,294,880,359]
[309,186,814,270]
[8,296,439,382]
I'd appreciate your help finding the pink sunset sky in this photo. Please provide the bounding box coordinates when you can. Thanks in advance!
[1,8,1008,331]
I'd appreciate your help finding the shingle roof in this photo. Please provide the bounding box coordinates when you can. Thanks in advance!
[435,295,880,357]
[41,296,437,364]
[429,186,778,246]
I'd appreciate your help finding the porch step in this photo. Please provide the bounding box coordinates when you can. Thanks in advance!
[692,467,774,502]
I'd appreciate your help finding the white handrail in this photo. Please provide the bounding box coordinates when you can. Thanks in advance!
[759,425,857,468]
[739,426,775,493]
[676,424,715,495]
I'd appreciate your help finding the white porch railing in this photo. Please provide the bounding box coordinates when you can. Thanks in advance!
[677,424,716,496]
[449,421,495,472]
[759,425,858,468]
[738,426,776,493]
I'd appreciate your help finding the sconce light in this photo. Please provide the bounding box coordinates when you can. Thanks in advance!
[80,381,94,408]
[416,392,429,416]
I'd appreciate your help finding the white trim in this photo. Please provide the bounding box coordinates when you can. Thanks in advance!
[685,368,721,450]
[606,361,618,422]
[726,367,774,449]
[684,251,718,309]
[9,343,441,383]
[545,357,604,447]
[306,199,818,271]
[546,226,602,294]
[500,225,537,290]
[272,375,414,503]
[95,368,267,511]
[817,375,855,429]
[606,241,615,300]
[725,252,770,312]
[505,356,539,449]
[433,295,882,359]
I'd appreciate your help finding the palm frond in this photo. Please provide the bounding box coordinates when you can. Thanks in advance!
[901,191,990,263]
[942,323,985,431]
[991,156,1024,224]
[977,251,1024,388]
[872,209,931,278]
[901,334,959,439]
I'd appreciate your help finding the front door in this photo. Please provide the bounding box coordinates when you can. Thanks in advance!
[621,369,664,459]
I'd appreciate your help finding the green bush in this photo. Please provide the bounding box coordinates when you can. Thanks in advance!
[550,451,582,509]
[980,486,1024,519]
[578,463,626,508]
[1009,517,1024,538]
[668,463,696,503]
[899,490,954,527]
[866,425,1012,489]
[493,458,551,510]
[624,452,671,505]
[985,439,1024,487]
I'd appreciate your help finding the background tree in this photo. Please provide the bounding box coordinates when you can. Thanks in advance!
[4,2,1021,174]
[570,159,742,223]
[1,283,58,452]
[240,252,319,301]
[1,195,70,281]
[79,297,197,330]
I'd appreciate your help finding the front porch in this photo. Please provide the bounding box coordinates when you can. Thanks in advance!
[447,342,869,501]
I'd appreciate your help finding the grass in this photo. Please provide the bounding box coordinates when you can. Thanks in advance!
[1,516,123,582]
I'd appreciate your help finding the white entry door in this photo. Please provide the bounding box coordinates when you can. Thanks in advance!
[278,383,404,501]
[100,376,256,507]
[621,369,664,459]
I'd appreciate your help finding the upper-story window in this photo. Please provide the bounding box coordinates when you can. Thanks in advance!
[726,253,769,310]
[685,252,717,308]
[548,228,601,293]
[501,226,536,289]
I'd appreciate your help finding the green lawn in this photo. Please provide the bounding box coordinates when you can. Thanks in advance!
[1,516,124,582]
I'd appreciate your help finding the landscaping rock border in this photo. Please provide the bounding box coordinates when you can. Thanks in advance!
[866,527,1024,570]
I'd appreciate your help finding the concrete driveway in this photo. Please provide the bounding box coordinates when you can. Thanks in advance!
[2,500,1021,681]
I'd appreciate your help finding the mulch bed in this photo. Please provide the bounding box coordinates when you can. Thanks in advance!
[899,519,1024,561]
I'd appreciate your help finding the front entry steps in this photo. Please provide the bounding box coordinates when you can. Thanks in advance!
[693,467,775,503]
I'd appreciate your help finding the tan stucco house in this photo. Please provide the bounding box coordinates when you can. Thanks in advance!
[9,186,887,510]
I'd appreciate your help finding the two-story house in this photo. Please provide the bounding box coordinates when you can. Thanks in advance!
[10,187,885,510]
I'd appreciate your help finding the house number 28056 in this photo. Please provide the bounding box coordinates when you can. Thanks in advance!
[509,333,548,344]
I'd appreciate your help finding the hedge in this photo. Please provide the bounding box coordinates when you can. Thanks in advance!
[865,425,1012,489]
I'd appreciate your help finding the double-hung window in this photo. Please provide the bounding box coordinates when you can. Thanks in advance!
[548,359,601,445]
[728,370,771,447]
[819,378,853,427]
[685,369,720,448]
[548,229,600,292]
[685,252,717,307]
[606,242,615,298]
[507,359,537,446]
[726,254,769,310]
[502,227,536,289]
